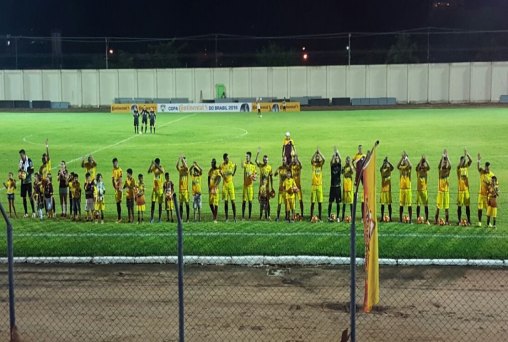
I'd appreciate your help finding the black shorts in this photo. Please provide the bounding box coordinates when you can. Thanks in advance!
[7,193,14,201]
[142,118,147,124]
[329,187,341,203]
[134,118,139,126]
[150,120,155,126]
[21,183,32,198]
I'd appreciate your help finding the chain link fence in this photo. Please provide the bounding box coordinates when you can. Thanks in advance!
[1,29,508,69]
[2,199,508,341]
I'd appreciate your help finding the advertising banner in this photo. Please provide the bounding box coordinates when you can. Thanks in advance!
[111,103,157,113]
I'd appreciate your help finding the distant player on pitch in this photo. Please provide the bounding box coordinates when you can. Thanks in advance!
[148,158,165,223]
[477,153,494,227]
[149,108,156,134]
[132,105,140,134]
[397,151,413,223]
[176,156,190,222]
[415,155,430,224]
[140,106,149,133]
[434,149,452,225]
[457,149,473,225]
[310,148,325,221]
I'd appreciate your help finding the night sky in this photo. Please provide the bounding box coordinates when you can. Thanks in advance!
[1,0,508,37]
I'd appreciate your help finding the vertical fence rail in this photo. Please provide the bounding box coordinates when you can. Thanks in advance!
[0,202,16,342]
[172,192,185,342]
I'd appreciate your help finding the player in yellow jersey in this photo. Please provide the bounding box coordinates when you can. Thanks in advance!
[456,150,472,225]
[220,153,237,221]
[397,151,413,223]
[123,168,136,223]
[135,174,146,223]
[379,157,394,222]
[274,156,290,221]
[39,139,52,180]
[208,159,222,223]
[342,156,354,222]
[283,169,298,222]
[81,155,97,181]
[255,149,274,220]
[291,154,304,218]
[415,155,430,223]
[3,172,17,217]
[310,148,325,221]
[111,157,123,223]
[477,153,494,227]
[242,152,257,220]
[148,158,165,223]
[352,144,366,220]
[163,172,175,222]
[487,176,499,228]
[434,150,451,225]
[282,131,296,164]
[176,156,190,222]
[190,161,203,222]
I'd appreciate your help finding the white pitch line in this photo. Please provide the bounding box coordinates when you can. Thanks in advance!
[11,231,508,239]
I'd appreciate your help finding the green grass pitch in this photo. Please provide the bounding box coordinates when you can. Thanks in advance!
[0,108,506,259]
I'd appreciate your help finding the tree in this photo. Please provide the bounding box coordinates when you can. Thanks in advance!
[386,33,419,64]
[146,40,185,68]
[256,42,299,67]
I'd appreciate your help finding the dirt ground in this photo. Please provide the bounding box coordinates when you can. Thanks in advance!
[0,264,507,342]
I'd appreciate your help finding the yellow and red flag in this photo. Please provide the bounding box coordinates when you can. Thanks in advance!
[362,145,380,313]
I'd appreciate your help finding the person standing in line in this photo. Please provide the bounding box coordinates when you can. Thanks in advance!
[255,149,274,220]
[3,172,17,218]
[397,151,413,223]
[141,106,149,133]
[415,155,430,224]
[220,153,237,222]
[208,158,222,223]
[310,148,325,221]
[95,173,106,224]
[176,156,190,222]
[274,156,290,221]
[476,153,494,227]
[379,156,394,222]
[149,108,157,134]
[18,149,35,218]
[132,105,140,134]
[328,148,342,222]
[148,158,165,223]
[341,156,354,222]
[112,157,123,223]
[163,172,175,222]
[58,161,69,217]
[435,149,452,225]
[291,154,304,218]
[190,161,203,222]
[242,152,257,220]
[457,149,473,225]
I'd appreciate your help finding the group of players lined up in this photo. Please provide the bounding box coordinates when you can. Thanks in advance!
[3,133,499,227]
[132,105,157,134]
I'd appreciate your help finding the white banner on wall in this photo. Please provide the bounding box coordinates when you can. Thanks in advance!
[157,102,251,113]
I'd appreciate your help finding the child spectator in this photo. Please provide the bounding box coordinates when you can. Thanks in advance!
[123,168,135,223]
[136,174,146,223]
[43,174,55,218]
[84,172,96,222]
[32,173,44,220]
[163,172,175,222]
[487,176,499,228]
[95,173,106,224]
[3,172,17,218]
[190,162,203,222]
[71,174,82,221]
[258,178,269,220]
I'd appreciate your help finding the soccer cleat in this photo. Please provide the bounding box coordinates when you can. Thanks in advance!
[477,222,482,227]
[488,224,493,228]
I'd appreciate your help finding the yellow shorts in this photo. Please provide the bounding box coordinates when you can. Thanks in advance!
[179,190,189,204]
[209,193,219,206]
[165,197,174,210]
[487,206,497,218]
[457,191,470,206]
[436,191,450,210]
[416,190,428,206]
[343,190,353,204]
[222,182,235,201]
[95,199,105,211]
[285,196,295,211]
[478,195,488,210]
[399,189,412,206]
[311,185,323,203]
[380,191,391,204]
[243,185,254,202]
[278,191,285,205]
[151,189,164,204]
[137,204,145,212]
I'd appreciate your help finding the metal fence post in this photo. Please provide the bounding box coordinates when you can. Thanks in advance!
[0,202,16,341]
[172,193,185,342]
[349,192,358,342]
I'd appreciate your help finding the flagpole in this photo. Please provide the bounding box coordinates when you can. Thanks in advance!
[349,140,379,342]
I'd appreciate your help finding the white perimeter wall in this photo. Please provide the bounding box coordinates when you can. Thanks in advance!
[0,62,507,107]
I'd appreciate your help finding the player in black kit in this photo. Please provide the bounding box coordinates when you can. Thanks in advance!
[132,106,140,134]
[149,108,156,134]
[140,106,149,133]
[328,148,342,222]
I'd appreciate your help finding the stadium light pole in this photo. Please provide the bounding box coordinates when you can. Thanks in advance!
[347,33,351,66]
[105,37,109,69]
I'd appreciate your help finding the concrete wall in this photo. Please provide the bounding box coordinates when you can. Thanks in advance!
[0,62,507,106]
